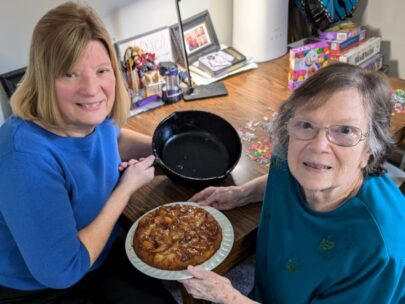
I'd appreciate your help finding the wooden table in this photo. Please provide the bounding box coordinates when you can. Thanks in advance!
[121,55,405,304]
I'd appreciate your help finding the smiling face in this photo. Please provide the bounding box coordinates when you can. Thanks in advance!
[54,40,115,136]
[287,89,371,204]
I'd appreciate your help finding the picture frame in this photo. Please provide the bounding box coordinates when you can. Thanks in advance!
[0,67,26,98]
[170,10,220,65]
[114,26,175,66]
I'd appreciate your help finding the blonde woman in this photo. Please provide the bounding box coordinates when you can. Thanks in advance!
[0,2,175,303]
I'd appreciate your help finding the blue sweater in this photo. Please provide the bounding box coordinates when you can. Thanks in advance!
[253,157,405,303]
[0,116,121,290]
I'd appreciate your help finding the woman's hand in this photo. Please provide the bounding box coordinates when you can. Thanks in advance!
[118,158,139,172]
[117,155,155,196]
[180,266,243,303]
[189,175,268,210]
[189,186,248,210]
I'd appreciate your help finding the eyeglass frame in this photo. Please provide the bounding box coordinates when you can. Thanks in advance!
[286,118,369,147]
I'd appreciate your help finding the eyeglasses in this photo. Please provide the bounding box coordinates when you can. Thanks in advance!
[287,118,368,147]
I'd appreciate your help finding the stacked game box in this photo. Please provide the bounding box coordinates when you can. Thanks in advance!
[318,21,361,41]
[288,41,329,90]
[317,21,384,72]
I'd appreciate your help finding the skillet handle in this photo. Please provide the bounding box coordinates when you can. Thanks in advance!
[153,158,165,176]
[153,157,162,167]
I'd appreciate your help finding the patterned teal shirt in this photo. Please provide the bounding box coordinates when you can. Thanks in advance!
[252,157,405,303]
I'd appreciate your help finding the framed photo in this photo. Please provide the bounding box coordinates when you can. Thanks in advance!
[171,10,220,64]
[0,67,26,98]
[114,26,175,65]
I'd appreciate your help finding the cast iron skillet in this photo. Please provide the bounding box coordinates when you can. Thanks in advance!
[152,110,242,186]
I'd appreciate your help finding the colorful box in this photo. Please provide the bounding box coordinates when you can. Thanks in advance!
[288,41,329,90]
[328,29,366,52]
[318,21,362,41]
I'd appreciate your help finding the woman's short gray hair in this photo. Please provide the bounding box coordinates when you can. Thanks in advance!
[269,63,394,176]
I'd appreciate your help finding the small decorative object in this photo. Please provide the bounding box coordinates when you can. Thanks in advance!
[123,47,141,91]
[121,46,163,101]
[141,70,164,97]
[123,46,158,80]
[159,62,182,103]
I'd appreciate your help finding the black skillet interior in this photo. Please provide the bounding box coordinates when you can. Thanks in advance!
[152,110,241,185]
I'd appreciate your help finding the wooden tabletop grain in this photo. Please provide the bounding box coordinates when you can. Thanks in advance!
[121,55,405,304]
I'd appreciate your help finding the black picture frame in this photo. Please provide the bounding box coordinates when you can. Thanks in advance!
[0,67,26,98]
[171,10,220,65]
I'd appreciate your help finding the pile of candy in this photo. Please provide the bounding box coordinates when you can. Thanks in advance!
[246,137,273,167]
[238,118,273,168]
[392,88,405,114]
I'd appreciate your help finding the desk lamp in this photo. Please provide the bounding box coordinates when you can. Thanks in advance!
[175,0,228,101]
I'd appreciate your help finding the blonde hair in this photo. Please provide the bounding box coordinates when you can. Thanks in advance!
[11,1,130,127]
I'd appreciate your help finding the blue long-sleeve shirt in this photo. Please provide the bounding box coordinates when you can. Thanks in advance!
[0,116,121,290]
[253,156,405,303]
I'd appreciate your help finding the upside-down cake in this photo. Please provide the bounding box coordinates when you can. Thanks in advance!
[133,204,222,270]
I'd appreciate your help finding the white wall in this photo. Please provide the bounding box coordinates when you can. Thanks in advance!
[1,0,404,124]
[0,0,232,124]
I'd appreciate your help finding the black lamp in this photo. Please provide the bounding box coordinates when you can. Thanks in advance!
[175,0,228,101]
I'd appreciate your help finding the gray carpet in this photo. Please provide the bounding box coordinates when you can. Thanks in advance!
[162,255,255,303]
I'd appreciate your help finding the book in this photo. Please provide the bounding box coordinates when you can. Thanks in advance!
[338,37,381,65]
[198,47,246,77]
[288,41,329,90]
[190,57,258,86]
[318,21,362,41]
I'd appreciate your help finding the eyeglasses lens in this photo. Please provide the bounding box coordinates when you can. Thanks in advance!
[288,119,363,147]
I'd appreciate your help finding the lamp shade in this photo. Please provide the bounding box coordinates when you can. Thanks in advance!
[232,0,289,62]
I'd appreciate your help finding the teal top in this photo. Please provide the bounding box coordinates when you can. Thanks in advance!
[252,156,405,303]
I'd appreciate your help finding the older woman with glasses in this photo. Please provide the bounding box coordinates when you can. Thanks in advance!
[181,63,405,303]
